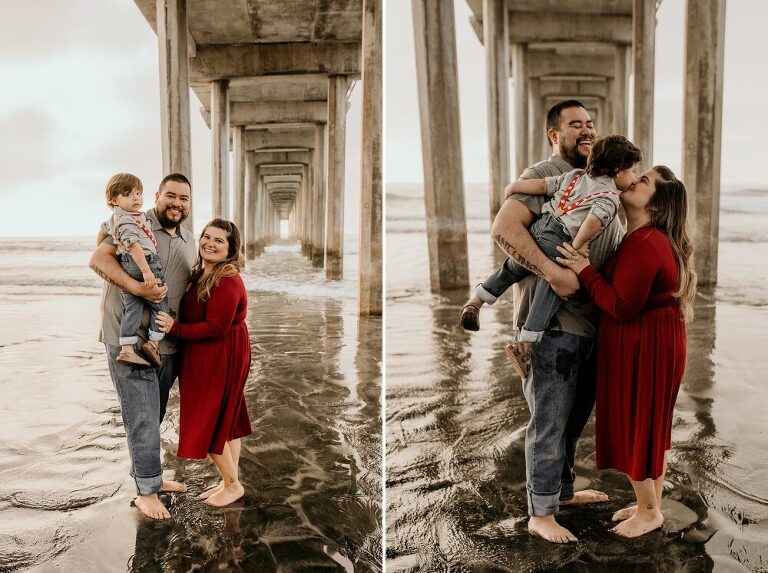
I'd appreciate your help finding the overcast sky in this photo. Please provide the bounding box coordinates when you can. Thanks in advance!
[385,0,767,186]
[0,0,361,238]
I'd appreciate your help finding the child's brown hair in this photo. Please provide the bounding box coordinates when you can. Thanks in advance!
[586,135,642,178]
[105,173,143,209]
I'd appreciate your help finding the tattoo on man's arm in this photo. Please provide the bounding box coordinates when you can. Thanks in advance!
[493,234,544,278]
[89,263,121,288]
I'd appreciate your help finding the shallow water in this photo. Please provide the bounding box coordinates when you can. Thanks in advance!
[0,240,381,572]
[385,184,768,572]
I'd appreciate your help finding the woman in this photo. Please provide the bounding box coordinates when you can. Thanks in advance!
[557,166,696,538]
[156,218,252,507]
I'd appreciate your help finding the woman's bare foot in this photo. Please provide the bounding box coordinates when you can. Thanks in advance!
[204,483,244,507]
[162,480,187,493]
[132,494,171,520]
[612,505,637,521]
[197,483,224,500]
[611,511,663,537]
[559,489,609,506]
[528,515,578,543]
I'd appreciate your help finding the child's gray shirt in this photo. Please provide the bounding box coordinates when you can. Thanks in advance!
[102,207,159,256]
[542,169,621,240]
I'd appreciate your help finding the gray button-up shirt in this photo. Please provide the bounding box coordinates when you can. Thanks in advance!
[98,209,197,353]
[508,154,626,338]
[101,207,159,255]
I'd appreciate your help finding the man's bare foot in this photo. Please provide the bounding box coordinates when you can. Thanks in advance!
[528,515,578,543]
[162,480,187,493]
[612,505,637,521]
[204,483,244,507]
[197,483,224,500]
[559,489,610,506]
[132,494,171,520]
[611,511,663,538]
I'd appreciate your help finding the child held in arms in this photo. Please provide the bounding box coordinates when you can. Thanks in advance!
[99,173,168,368]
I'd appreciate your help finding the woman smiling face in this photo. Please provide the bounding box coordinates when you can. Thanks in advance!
[199,225,230,265]
[620,168,658,212]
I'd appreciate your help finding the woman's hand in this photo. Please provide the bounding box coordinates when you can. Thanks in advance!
[155,311,175,333]
[556,242,591,274]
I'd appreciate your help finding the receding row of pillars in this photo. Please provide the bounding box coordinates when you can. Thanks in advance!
[153,0,381,315]
[413,0,725,292]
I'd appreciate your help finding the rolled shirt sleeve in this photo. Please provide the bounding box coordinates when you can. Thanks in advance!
[545,173,569,197]
[114,215,144,249]
[588,193,620,227]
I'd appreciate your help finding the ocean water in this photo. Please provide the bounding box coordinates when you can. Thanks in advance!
[0,237,381,572]
[386,183,768,572]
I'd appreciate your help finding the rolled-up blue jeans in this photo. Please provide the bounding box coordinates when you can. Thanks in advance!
[522,329,595,516]
[119,252,168,346]
[105,344,179,495]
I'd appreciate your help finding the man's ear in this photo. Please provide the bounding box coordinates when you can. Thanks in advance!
[547,128,558,146]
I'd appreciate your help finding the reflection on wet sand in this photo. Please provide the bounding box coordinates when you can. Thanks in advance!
[386,285,768,572]
[0,243,381,572]
[129,284,382,570]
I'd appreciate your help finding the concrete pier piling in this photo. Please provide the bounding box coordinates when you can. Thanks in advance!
[358,0,382,315]
[325,75,349,280]
[211,79,230,219]
[683,0,726,286]
[156,0,192,229]
[311,124,327,268]
[412,0,470,292]
[633,0,656,169]
[133,0,381,315]
[483,0,510,219]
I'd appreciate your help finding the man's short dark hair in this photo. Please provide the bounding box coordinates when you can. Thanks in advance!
[546,100,587,132]
[586,135,642,178]
[158,173,191,193]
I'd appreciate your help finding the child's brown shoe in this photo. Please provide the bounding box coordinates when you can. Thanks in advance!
[141,342,163,368]
[460,304,481,331]
[117,350,151,367]
[505,343,530,379]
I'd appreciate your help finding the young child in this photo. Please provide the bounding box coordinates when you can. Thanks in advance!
[100,173,168,368]
[480,135,641,378]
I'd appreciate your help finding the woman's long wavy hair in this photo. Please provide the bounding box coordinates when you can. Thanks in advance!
[648,166,697,321]
[191,218,244,301]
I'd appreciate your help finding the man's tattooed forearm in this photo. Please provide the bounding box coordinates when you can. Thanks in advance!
[493,234,545,278]
[89,264,120,288]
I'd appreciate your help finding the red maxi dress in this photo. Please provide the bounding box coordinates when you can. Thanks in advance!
[578,225,687,481]
[170,274,252,459]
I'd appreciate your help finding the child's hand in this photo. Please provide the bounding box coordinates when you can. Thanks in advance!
[142,271,158,289]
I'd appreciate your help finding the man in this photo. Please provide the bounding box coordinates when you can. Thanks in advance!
[89,173,196,520]
[469,101,627,543]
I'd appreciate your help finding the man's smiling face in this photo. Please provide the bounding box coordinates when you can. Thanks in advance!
[551,106,596,168]
[155,180,191,229]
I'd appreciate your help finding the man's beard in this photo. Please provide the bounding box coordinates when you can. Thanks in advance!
[156,206,187,228]
[561,141,588,168]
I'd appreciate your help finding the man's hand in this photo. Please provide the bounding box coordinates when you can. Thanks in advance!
[136,282,168,304]
[548,267,580,299]
[90,241,167,303]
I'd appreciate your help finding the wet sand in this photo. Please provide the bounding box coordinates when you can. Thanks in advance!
[386,184,768,572]
[0,242,381,572]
